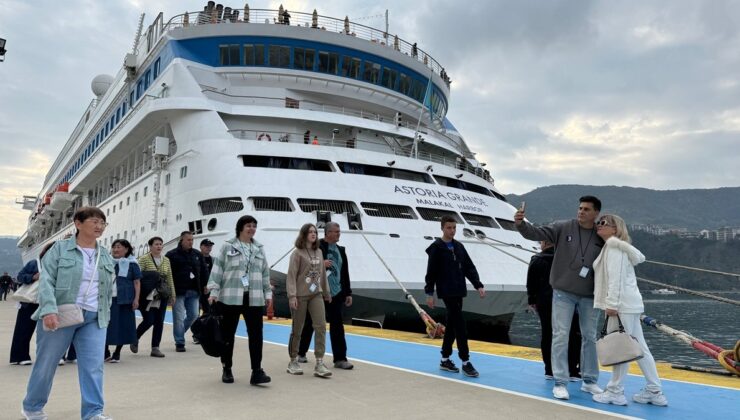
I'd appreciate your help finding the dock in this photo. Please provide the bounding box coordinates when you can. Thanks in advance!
[1,302,736,419]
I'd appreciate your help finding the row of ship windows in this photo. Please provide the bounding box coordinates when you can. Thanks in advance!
[198,196,517,231]
[218,43,446,118]
[61,58,163,185]
[240,155,506,201]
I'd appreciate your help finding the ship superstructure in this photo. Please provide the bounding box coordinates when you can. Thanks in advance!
[17,5,537,339]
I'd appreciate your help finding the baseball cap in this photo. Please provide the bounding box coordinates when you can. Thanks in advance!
[200,239,214,246]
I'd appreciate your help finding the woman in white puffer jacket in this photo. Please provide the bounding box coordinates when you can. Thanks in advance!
[592,214,668,407]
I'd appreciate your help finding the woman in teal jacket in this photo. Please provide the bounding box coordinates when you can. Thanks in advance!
[22,207,116,420]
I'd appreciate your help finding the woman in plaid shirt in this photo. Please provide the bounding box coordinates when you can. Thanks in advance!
[207,215,272,385]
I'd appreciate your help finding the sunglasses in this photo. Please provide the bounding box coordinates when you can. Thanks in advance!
[596,220,612,227]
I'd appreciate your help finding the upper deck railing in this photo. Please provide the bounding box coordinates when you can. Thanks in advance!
[161,7,451,87]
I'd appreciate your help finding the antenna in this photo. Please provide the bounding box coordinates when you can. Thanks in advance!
[131,13,146,55]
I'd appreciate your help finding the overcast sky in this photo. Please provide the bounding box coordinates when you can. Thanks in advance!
[1,0,739,236]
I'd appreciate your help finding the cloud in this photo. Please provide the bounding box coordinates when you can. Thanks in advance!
[1,1,739,236]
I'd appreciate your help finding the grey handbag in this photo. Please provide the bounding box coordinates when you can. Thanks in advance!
[43,249,100,331]
[596,315,644,366]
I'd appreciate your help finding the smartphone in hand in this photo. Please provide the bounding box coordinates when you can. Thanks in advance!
[519,201,526,212]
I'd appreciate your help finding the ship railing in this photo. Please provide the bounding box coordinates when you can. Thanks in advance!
[200,86,464,153]
[226,128,493,184]
[162,8,450,87]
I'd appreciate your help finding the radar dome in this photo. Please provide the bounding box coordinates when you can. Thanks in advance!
[91,74,114,98]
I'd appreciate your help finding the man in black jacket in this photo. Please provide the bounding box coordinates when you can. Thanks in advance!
[166,231,209,352]
[297,222,354,369]
[425,215,485,377]
[527,241,582,380]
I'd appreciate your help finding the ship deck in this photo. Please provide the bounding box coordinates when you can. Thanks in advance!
[1,302,736,419]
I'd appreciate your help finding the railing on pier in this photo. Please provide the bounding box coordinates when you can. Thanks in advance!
[162,8,450,87]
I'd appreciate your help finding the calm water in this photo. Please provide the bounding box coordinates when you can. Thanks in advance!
[509,292,740,369]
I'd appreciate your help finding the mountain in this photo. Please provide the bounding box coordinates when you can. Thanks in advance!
[0,237,23,276]
[506,185,740,230]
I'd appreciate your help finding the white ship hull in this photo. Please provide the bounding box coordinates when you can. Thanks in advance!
[18,7,536,340]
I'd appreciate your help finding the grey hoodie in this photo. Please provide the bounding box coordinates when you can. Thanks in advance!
[516,219,604,297]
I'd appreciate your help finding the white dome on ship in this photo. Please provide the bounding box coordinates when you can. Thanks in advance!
[91,74,114,98]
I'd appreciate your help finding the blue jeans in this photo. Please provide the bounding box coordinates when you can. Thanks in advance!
[173,290,199,346]
[23,310,107,420]
[551,289,599,386]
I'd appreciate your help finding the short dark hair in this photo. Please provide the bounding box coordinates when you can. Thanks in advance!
[440,215,457,228]
[178,231,193,245]
[74,206,106,223]
[579,195,602,212]
[147,236,163,246]
[111,239,134,257]
[235,215,258,237]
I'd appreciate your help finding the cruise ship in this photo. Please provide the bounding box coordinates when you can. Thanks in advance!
[17,4,538,340]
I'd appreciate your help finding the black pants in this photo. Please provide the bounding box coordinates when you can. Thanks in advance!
[537,298,581,376]
[136,299,168,347]
[9,303,38,363]
[1,287,8,300]
[298,296,348,362]
[441,297,469,361]
[217,299,264,370]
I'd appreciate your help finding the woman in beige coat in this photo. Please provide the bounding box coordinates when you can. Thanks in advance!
[286,223,332,378]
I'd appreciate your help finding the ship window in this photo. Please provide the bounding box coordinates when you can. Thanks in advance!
[244,44,265,66]
[199,197,244,216]
[297,199,358,215]
[461,213,499,228]
[119,201,123,210]
[337,162,433,184]
[399,73,410,95]
[361,202,417,219]
[268,45,290,68]
[318,51,338,74]
[219,44,241,66]
[144,69,151,90]
[382,68,398,90]
[129,91,135,106]
[153,58,161,79]
[180,166,187,178]
[434,176,493,197]
[417,207,462,223]
[411,79,426,102]
[134,192,138,201]
[490,190,507,202]
[363,60,381,84]
[293,47,315,71]
[165,173,170,185]
[250,197,294,212]
[342,57,361,79]
[495,218,518,231]
[126,197,130,206]
[136,80,144,99]
[143,187,148,197]
[241,155,334,172]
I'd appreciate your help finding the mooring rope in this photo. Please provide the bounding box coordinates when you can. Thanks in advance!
[645,260,740,278]
[637,276,740,306]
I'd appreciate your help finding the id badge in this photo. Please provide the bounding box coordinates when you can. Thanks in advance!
[308,283,318,293]
[579,266,590,278]
[241,275,250,289]
[189,272,195,279]
[305,276,312,284]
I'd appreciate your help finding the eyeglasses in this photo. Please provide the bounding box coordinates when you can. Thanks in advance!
[596,220,612,227]
[85,218,109,227]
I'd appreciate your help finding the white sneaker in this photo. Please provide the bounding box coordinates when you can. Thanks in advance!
[633,389,668,406]
[296,355,308,363]
[286,360,303,375]
[580,382,604,394]
[593,390,628,406]
[314,359,332,378]
[19,360,32,366]
[21,408,48,420]
[552,384,569,400]
[88,414,113,420]
[58,359,65,366]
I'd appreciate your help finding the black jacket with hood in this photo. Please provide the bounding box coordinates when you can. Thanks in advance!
[424,238,483,299]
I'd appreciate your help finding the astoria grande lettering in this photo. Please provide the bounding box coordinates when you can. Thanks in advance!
[394,185,488,206]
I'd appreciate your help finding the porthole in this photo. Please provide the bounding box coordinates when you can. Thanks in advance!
[207,218,217,231]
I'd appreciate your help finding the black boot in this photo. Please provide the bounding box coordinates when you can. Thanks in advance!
[222,367,234,383]
[250,368,271,385]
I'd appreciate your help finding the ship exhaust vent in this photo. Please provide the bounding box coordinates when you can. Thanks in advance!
[361,202,417,219]
[461,213,500,229]
[416,207,462,223]
[495,218,518,231]
[251,197,294,212]
[297,199,358,215]
[198,197,244,215]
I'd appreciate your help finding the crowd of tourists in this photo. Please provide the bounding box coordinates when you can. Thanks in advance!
[6,195,667,419]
